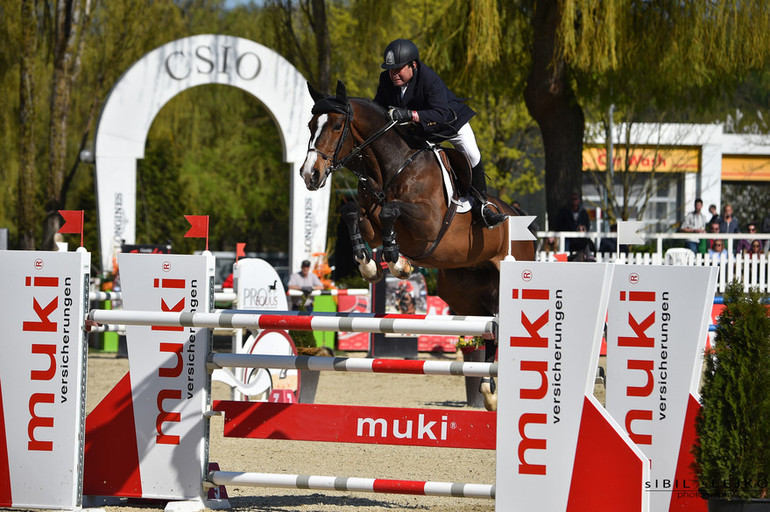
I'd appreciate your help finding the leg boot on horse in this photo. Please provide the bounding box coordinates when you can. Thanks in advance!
[471,163,508,229]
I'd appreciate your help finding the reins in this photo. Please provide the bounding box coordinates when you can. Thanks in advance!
[326,104,425,205]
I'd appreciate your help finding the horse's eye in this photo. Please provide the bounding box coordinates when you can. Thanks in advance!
[333,123,342,131]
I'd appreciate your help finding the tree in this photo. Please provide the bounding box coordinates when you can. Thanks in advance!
[422,0,770,226]
[18,0,38,249]
[41,0,92,250]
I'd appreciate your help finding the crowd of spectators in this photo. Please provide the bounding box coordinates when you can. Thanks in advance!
[679,199,769,257]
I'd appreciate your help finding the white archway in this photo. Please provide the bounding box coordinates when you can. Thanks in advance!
[94,34,328,275]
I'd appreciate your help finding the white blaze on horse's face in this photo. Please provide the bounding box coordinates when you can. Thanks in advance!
[302,113,330,191]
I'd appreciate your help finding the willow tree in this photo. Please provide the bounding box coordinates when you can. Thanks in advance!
[421,0,770,225]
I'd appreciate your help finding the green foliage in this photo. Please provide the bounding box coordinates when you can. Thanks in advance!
[695,281,770,500]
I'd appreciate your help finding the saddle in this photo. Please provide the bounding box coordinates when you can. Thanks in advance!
[407,146,472,261]
[436,147,472,195]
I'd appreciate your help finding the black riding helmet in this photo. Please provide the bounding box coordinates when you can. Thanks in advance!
[381,39,419,69]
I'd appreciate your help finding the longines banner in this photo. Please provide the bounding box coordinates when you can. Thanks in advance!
[606,265,717,512]
[83,253,214,499]
[497,261,649,511]
[0,250,90,509]
[93,35,327,276]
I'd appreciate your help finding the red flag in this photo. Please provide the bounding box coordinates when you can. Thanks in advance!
[236,243,246,260]
[58,210,84,247]
[184,215,209,238]
[58,210,83,234]
[184,215,209,250]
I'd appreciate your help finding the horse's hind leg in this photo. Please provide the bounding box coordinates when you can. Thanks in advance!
[379,202,413,279]
[438,267,499,411]
[340,201,382,283]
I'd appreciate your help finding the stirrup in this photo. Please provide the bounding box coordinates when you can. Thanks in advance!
[480,203,507,229]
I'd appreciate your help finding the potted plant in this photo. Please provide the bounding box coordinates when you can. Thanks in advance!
[695,280,770,511]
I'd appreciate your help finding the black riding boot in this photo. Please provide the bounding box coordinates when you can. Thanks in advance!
[471,163,507,229]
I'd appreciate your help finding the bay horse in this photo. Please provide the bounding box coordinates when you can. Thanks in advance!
[301,82,535,410]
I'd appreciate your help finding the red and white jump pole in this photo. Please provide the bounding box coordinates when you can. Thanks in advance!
[87,309,496,337]
[208,352,496,377]
[206,471,495,499]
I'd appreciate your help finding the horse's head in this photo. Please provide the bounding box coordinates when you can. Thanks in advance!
[301,81,353,190]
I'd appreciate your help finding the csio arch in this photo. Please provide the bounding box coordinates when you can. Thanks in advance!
[93,34,328,275]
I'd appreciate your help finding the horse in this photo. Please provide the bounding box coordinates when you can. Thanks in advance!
[300,82,535,410]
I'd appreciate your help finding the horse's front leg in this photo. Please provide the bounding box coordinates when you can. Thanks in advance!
[379,201,413,279]
[340,201,382,283]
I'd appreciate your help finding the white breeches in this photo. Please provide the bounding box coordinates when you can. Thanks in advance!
[447,123,481,168]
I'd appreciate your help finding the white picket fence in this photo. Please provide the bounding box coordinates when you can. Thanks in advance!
[535,249,769,294]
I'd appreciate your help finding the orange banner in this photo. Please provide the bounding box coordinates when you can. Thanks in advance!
[583,147,700,173]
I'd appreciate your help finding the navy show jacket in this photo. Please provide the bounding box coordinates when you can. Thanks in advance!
[373,62,475,141]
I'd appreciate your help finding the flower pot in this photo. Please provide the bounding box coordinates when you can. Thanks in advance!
[708,498,770,512]
[462,348,485,408]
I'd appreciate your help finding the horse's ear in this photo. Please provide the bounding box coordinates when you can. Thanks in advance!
[307,82,324,103]
[335,81,347,103]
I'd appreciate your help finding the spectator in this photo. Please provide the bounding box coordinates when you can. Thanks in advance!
[749,240,764,257]
[568,225,596,262]
[707,221,721,251]
[287,260,323,312]
[708,204,720,225]
[599,223,628,255]
[708,239,728,260]
[539,236,558,255]
[679,198,708,254]
[555,193,590,252]
[735,222,757,254]
[719,203,739,234]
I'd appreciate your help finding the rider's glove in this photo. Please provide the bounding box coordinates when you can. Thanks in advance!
[389,108,416,123]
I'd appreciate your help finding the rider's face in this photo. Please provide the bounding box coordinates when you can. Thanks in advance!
[389,62,414,87]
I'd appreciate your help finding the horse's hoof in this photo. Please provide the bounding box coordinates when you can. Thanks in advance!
[479,377,497,411]
[362,271,383,283]
[388,257,413,279]
[482,392,498,412]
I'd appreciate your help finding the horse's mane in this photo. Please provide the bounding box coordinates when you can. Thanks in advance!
[311,92,427,150]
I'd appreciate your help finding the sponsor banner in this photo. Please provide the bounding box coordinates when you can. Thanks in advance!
[419,296,457,352]
[213,401,496,449]
[0,250,90,509]
[119,253,213,499]
[337,294,370,350]
[234,258,288,311]
[606,265,717,512]
[497,261,649,511]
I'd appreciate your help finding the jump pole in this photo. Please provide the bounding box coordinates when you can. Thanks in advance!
[87,309,495,337]
[208,352,497,377]
[206,471,495,499]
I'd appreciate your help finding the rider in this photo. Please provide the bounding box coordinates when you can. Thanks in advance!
[373,38,508,229]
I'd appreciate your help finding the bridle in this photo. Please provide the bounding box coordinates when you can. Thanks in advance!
[308,101,402,203]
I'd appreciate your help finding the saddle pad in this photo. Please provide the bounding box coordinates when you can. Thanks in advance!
[433,148,472,214]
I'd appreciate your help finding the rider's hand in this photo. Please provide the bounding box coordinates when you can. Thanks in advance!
[389,108,416,123]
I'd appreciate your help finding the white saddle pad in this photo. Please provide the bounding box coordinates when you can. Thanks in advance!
[433,148,473,214]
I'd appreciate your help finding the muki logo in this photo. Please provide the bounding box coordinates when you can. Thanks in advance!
[22,273,67,451]
[616,289,670,445]
[150,276,199,445]
[356,413,449,441]
[510,287,563,476]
